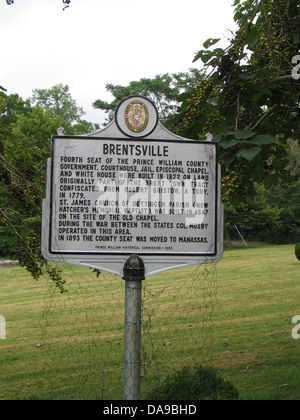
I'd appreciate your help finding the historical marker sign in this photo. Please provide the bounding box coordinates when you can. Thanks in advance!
[42,96,223,277]
[50,136,218,255]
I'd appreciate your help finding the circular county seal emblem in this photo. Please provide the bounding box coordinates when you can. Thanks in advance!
[125,100,149,133]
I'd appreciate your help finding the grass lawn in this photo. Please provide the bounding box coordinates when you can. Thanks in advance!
[0,243,299,400]
[213,243,300,400]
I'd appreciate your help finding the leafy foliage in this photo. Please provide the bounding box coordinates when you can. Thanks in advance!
[295,243,300,261]
[225,183,282,242]
[225,180,300,244]
[0,85,96,292]
[31,85,84,124]
[267,180,300,244]
[286,139,300,178]
[172,0,299,204]
[93,70,203,125]
[148,364,239,400]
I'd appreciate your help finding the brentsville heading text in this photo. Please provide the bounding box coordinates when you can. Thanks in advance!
[103,143,169,157]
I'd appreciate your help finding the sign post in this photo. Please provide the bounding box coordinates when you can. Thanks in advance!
[123,255,145,400]
[42,95,224,400]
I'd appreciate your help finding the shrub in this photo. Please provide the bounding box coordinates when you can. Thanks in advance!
[148,364,239,400]
[295,244,300,262]
[268,181,300,244]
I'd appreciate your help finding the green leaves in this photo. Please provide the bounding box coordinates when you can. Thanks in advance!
[233,129,256,140]
[174,0,298,209]
[203,38,221,49]
[236,146,261,162]
[215,130,282,175]
[0,86,7,100]
[249,135,279,145]
[193,38,223,64]
[193,47,224,65]
[0,85,90,290]
[93,69,204,124]
[215,130,278,161]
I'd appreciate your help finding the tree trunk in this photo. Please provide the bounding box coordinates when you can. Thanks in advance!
[225,225,233,250]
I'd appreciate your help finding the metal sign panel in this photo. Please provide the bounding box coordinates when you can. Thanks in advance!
[50,136,218,255]
[42,96,223,277]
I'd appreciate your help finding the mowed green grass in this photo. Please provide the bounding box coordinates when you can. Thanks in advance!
[0,243,299,400]
[213,243,300,400]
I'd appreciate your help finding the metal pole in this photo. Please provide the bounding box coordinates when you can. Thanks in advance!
[234,224,248,247]
[122,255,145,401]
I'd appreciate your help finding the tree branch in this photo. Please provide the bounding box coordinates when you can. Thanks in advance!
[249,104,278,131]
[0,208,34,255]
[267,74,297,84]
[0,155,33,185]
[235,92,241,131]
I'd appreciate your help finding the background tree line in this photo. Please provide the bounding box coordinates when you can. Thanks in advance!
[1,0,299,288]
[0,84,99,290]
